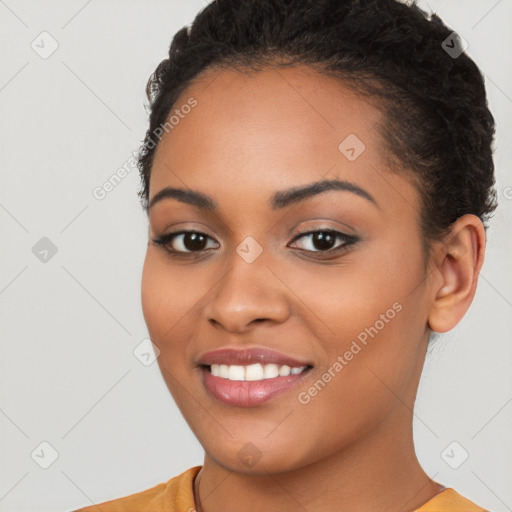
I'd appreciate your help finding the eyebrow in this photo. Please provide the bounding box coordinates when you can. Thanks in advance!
[148,178,379,211]
[272,179,378,209]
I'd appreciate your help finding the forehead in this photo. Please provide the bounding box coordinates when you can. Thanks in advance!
[149,65,418,221]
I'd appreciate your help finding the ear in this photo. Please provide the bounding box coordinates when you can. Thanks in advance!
[427,214,487,333]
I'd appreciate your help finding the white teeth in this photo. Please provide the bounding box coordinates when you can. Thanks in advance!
[264,363,279,379]
[219,364,229,378]
[228,365,246,381]
[278,365,291,376]
[245,363,264,381]
[211,364,220,377]
[208,363,307,381]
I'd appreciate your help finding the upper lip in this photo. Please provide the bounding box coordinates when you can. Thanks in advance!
[196,347,313,367]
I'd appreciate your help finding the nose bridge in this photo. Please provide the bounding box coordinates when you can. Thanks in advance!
[204,241,290,332]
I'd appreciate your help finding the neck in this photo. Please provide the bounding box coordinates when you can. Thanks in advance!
[195,407,443,512]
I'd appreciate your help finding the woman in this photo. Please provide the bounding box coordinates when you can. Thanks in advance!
[75,0,497,510]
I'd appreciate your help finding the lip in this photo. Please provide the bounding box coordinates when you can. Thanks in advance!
[196,347,312,367]
[196,347,313,407]
[200,366,313,407]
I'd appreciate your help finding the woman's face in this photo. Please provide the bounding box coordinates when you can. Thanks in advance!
[141,66,436,473]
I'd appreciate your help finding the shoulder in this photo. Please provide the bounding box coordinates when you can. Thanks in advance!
[70,466,201,512]
[416,488,489,512]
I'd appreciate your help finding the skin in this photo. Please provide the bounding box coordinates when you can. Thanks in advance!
[141,65,486,512]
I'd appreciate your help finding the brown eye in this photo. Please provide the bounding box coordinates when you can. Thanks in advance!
[175,232,209,252]
[289,230,357,253]
[153,231,219,253]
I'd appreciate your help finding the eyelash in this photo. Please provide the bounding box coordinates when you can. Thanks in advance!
[151,228,358,260]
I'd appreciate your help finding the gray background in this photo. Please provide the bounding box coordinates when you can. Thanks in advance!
[0,0,511,511]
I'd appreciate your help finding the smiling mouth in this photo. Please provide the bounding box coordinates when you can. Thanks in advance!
[197,347,314,406]
[204,362,312,381]
[200,362,313,407]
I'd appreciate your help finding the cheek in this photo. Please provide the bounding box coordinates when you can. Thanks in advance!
[141,252,170,340]
[141,249,202,342]
[293,238,429,399]
[141,250,200,409]
[289,299,426,462]
[285,246,424,348]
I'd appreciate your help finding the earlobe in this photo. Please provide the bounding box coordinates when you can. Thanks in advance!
[427,215,486,333]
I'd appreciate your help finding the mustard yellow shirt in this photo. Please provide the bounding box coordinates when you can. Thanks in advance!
[73,466,488,512]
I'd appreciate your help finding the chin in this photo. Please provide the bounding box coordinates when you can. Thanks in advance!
[200,434,328,476]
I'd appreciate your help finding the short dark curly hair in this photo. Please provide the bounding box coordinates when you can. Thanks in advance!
[137,0,497,244]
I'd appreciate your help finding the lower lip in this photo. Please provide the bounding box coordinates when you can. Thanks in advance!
[201,366,311,407]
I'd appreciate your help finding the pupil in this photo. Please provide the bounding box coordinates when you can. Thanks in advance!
[185,233,206,251]
[314,232,335,251]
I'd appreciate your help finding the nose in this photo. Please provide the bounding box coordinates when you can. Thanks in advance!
[203,254,291,333]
